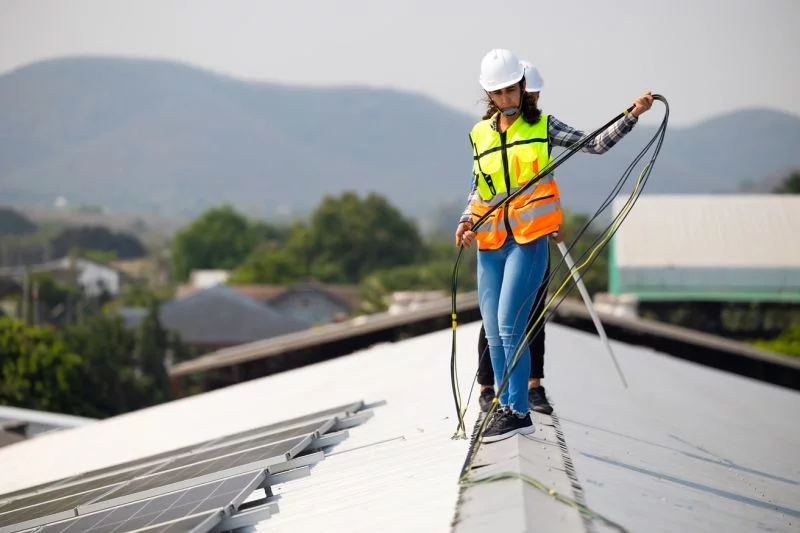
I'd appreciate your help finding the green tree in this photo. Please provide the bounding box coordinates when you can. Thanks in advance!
[170,205,261,281]
[50,226,145,259]
[772,170,800,194]
[229,248,306,284]
[0,307,180,418]
[301,192,426,283]
[60,309,175,417]
[133,304,173,404]
[0,317,86,413]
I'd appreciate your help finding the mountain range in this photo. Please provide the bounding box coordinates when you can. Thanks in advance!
[2,57,799,229]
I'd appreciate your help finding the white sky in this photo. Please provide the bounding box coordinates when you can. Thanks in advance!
[1,0,798,126]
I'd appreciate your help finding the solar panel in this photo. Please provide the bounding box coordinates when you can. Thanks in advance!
[0,484,119,532]
[64,444,201,485]
[80,435,312,514]
[36,471,263,533]
[0,465,154,516]
[159,424,323,472]
[200,418,333,452]
[123,511,222,533]
[31,401,361,495]
[0,401,366,533]
[0,474,80,503]
[155,433,310,475]
[196,401,363,447]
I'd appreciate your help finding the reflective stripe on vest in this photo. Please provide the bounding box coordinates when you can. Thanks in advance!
[468,113,563,250]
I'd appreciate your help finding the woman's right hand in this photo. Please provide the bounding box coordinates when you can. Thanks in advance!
[455,222,476,248]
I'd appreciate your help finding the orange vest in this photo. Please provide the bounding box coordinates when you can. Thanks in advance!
[468,113,562,251]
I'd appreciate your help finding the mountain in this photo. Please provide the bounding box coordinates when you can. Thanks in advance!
[2,57,800,225]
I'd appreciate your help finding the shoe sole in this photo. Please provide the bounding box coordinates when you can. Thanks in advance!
[531,405,553,415]
[482,424,535,443]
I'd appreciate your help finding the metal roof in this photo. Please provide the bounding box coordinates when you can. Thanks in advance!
[0,321,797,532]
[610,194,800,301]
[611,194,800,268]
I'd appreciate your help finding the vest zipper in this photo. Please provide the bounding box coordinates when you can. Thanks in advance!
[499,130,514,241]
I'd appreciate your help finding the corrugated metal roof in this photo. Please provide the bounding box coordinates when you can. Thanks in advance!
[0,321,797,532]
[549,326,800,533]
[612,194,800,268]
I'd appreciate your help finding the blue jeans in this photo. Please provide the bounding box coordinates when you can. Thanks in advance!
[477,236,549,415]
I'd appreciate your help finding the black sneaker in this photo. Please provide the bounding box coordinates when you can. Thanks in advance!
[484,405,508,431]
[479,388,495,413]
[482,409,534,443]
[528,386,553,414]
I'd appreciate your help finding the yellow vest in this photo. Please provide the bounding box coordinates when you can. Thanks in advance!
[469,113,563,250]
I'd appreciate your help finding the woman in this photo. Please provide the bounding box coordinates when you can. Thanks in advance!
[456,48,652,442]
[475,59,556,416]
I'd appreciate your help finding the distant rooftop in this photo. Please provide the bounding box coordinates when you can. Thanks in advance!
[610,194,800,301]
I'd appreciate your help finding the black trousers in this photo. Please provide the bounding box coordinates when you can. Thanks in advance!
[477,260,550,386]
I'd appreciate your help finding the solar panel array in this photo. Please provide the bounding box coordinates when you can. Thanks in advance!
[0,401,366,533]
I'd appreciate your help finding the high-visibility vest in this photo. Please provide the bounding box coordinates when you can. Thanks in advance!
[468,113,562,251]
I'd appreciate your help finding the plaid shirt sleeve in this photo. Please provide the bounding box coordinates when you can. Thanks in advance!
[459,175,478,224]
[548,113,638,154]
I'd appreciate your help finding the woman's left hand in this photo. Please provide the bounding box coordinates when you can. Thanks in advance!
[631,91,654,117]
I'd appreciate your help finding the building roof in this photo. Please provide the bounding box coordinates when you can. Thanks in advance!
[610,194,800,301]
[612,194,800,268]
[159,285,309,345]
[0,321,796,532]
[176,282,360,312]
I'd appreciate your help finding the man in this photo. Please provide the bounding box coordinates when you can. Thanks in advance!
[475,61,556,416]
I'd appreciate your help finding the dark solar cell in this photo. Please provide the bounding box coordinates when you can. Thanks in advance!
[116,511,221,533]
[0,484,119,530]
[0,465,152,515]
[157,434,307,474]
[0,476,76,504]
[90,436,309,508]
[65,445,200,484]
[38,472,261,533]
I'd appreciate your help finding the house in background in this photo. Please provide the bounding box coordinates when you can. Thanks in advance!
[177,272,360,325]
[236,280,359,325]
[121,285,310,354]
[0,257,127,297]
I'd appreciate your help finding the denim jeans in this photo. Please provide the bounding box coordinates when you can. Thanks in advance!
[477,259,550,385]
[477,236,549,415]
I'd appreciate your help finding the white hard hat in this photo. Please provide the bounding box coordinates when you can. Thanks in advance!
[520,60,544,93]
[479,49,525,92]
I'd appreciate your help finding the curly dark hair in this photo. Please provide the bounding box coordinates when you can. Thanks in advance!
[481,79,542,125]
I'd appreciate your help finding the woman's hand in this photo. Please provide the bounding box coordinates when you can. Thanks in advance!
[631,91,654,117]
[455,221,476,248]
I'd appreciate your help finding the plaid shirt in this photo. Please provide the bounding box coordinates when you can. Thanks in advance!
[459,113,638,223]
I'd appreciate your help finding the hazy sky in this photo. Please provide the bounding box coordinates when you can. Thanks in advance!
[1,0,798,126]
